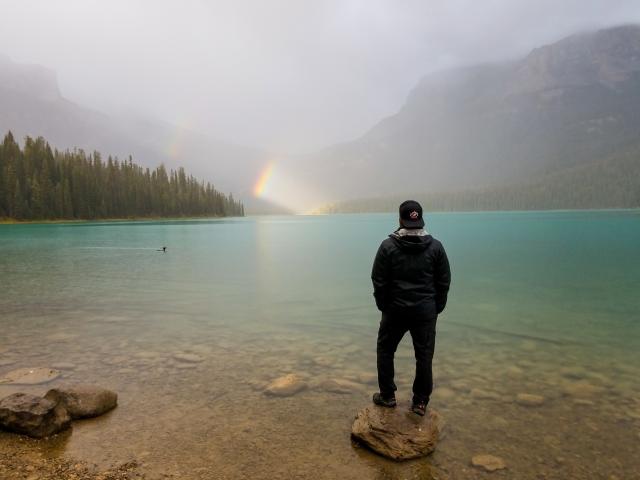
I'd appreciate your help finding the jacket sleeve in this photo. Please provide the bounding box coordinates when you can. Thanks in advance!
[434,244,451,314]
[371,243,390,312]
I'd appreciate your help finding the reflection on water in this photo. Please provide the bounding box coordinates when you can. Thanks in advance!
[1,212,639,479]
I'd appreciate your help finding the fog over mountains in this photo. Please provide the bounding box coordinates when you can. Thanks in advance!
[0,54,274,212]
[2,24,640,213]
[294,25,640,209]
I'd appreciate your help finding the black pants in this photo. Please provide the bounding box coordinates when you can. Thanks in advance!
[376,311,437,403]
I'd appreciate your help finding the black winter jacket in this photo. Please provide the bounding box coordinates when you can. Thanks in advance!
[371,231,451,315]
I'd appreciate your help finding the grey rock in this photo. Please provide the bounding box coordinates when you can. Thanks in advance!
[563,381,604,398]
[264,374,307,397]
[0,367,61,385]
[0,392,71,438]
[516,393,545,407]
[46,333,78,342]
[505,366,524,377]
[44,385,117,419]
[471,454,507,471]
[448,380,470,392]
[356,372,378,385]
[470,388,501,400]
[433,387,456,400]
[312,356,335,368]
[316,378,361,394]
[173,353,204,363]
[351,404,443,460]
[559,366,588,380]
[342,344,362,354]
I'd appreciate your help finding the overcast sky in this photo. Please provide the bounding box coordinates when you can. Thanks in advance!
[1,0,639,153]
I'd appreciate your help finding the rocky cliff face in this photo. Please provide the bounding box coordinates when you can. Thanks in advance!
[296,25,640,205]
[512,25,640,93]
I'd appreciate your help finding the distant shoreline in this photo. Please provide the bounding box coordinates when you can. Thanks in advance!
[0,215,236,225]
[312,207,640,215]
[2,208,639,225]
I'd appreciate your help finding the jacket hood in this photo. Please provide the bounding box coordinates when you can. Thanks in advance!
[389,230,433,253]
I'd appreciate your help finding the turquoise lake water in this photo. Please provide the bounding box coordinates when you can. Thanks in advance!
[1,211,639,479]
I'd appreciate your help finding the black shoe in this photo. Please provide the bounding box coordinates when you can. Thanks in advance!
[372,392,397,408]
[411,400,427,416]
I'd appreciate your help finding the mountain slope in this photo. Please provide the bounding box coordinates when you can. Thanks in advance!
[0,55,284,213]
[318,145,640,213]
[297,25,640,207]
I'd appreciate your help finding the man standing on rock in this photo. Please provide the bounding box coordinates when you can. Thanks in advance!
[371,200,451,416]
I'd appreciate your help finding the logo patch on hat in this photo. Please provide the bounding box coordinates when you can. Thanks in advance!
[409,210,419,219]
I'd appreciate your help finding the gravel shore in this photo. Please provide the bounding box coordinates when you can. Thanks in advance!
[0,442,145,480]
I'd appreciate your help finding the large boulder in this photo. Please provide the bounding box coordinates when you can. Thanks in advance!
[351,404,444,460]
[44,385,118,419]
[0,392,71,438]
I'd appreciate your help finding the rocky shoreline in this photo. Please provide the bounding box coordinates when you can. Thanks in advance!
[0,367,135,478]
[1,319,637,479]
[0,367,118,439]
[0,441,145,480]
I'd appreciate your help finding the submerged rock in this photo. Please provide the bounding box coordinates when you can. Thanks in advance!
[312,356,336,368]
[356,372,378,385]
[471,454,507,471]
[174,363,197,370]
[489,416,509,429]
[351,404,444,460]
[470,388,501,400]
[342,344,362,354]
[316,378,361,394]
[51,362,76,371]
[44,385,117,419]
[449,380,470,392]
[46,332,78,342]
[264,374,307,397]
[0,367,60,385]
[134,350,161,359]
[516,393,545,407]
[505,365,524,377]
[559,366,588,380]
[173,353,204,363]
[563,381,604,398]
[0,392,71,438]
[433,387,456,400]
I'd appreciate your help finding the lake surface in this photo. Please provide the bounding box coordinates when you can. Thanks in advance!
[1,211,639,479]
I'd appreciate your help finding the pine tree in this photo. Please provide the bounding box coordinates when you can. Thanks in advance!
[12,179,24,219]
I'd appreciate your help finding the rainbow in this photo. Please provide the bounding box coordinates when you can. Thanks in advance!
[254,163,274,196]
[166,119,193,160]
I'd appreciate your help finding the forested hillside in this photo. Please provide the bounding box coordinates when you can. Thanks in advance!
[318,148,640,213]
[0,131,243,220]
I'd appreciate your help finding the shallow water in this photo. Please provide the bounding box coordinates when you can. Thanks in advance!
[1,212,639,479]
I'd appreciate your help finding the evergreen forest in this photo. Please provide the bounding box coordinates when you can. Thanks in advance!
[0,132,244,220]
